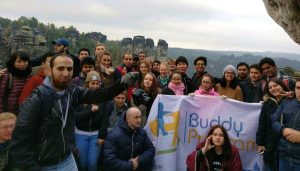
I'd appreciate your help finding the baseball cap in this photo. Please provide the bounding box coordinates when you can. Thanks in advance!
[52,38,69,47]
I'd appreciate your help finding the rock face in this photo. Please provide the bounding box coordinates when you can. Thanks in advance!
[263,0,300,44]
[9,26,48,60]
[86,32,107,43]
[156,39,168,57]
[121,36,168,59]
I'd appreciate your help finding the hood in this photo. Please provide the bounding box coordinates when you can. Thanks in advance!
[36,68,46,78]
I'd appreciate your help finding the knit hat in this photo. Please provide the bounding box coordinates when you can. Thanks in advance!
[176,56,188,66]
[85,71,100,83]
[223,65,237,75]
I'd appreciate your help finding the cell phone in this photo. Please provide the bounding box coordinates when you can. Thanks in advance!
[259,151,264,155]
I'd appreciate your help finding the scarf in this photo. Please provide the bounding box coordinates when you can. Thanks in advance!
[168,82,185,95]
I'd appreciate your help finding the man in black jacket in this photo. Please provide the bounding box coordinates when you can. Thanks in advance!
[10,54,138,170]
[104,107,155,171]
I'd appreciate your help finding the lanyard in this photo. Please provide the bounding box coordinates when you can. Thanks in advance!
[58,93,70,130]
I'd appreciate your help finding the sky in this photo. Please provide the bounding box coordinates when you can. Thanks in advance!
[1,0,300,54]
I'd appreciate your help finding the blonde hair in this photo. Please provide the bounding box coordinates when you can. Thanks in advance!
[0,112,16,122]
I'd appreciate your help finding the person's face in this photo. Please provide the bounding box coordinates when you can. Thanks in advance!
[176,62,187,74]
[224,70,235,81]
[144,74,154,89]
[201,76,213,91]
[114,94,126,108]
[123,54,133,67]
[49,56,73,91]
[88,80,100,90]
[14,57,28,70]
[146,58,153,69]
[78,50,89,61]
[101,55,112,68]
[237,65,248,79]
[261,63,277,78]
[195,60,206,73]
[168,61,176,71]
[139,63,149,75]
[139,53,146,61]
[153,62,160,72]
[127,110,142,129]
[249,68,261,82]
[171,73,182,85]
[159,65,168,77]
[95,45,106,57]
[211,128,224,147]
[268,81,283,97]
[0,118,16,143]
[295,81,300,100]
[54,44,66,54]
[81,64,94,75]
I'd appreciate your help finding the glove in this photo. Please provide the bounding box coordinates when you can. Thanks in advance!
[121,72,139,86]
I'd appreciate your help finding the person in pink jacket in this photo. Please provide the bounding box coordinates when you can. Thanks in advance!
[194,74,219,96]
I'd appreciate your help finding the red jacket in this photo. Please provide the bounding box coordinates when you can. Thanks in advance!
[19,69,46,104]
[186,141,242,171]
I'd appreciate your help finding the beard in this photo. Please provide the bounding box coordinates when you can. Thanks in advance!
[51,73,71,90]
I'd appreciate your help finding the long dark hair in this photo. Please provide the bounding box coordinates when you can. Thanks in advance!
[220,75,238,89]
[264,78,290,98]
[141,72,159,98]
[205,125,232,166]
[6,51,32,78]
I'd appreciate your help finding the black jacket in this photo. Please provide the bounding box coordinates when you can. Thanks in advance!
[182,74,192,95]
[10,77,127,170]
[104,114,155,171]
[240,80,263,103]
[256,97,281,170]
[191,71,207,92]
[75,103,107,139]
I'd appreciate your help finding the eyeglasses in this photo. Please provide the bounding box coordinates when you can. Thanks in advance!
[196,63,205,66]
[202,81,212,85]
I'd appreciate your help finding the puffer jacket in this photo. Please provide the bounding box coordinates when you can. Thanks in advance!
[104,114,155,171]
[10,77,127,170]
[0,70,30,115]
[272,98,300,164]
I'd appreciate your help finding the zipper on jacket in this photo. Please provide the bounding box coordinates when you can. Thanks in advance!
[130,131,135,159]
[38,139,47,161]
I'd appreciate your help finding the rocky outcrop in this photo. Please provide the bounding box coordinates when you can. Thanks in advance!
[85,32,107,43]
[156,39,168,57]
[263,0,300,44]
[120,36,168,58]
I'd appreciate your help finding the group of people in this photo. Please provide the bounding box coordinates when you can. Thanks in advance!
[0,37,299,171]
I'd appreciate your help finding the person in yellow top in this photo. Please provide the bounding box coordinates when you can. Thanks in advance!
[215,65,243,101]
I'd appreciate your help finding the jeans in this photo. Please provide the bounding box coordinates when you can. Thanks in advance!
[75,133,100,171]
[41,154,78,171]
[279,158,300,171]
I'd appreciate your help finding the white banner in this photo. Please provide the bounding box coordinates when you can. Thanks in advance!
[145,94,264,171]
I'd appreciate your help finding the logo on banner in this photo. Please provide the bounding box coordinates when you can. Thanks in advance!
[149,102,180,147]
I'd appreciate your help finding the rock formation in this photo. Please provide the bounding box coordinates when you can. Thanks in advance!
[85,32,107,43]
[121,36,168,59]
[263,0,300,45]
[156,39,168,58]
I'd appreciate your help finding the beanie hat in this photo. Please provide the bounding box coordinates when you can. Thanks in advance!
[176,56,188,66]
[85,71,100,83]
[223,65,237,75]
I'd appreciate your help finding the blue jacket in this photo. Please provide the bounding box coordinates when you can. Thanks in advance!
[271,98,300,164]
[104,114,155,171]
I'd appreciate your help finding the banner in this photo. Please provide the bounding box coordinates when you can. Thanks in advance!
[145,94,264,171]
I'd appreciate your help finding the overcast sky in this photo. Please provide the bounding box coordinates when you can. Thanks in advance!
[1,0,300,54]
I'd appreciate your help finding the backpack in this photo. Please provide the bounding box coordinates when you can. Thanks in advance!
[3,73,13,112]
